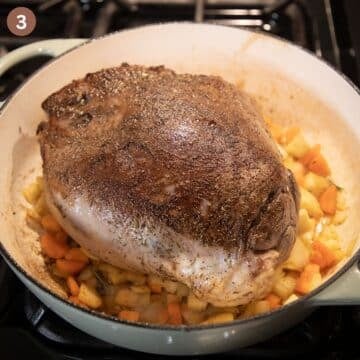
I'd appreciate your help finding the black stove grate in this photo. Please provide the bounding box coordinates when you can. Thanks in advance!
[0,0,313,102]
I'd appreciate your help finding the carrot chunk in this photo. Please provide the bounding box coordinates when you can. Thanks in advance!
[141,303,169,324]
[65,248,89,264]
[299,145,321,166]
[56,259,87,275]
[265,293,281,309]
[40,233,69,259]
[300,145,330,176]
[66,276,80,296]
[55,230,68,244]
[319,185,337,215]
[307,154,330,177]
[310,241,337,269]
[149,283,162,294]
[295,263,321,295]
[167,302,183,325]
[41,214,62,233]
[119,310,140,322]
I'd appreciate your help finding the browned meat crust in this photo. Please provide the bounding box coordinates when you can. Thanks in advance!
[38,63,299,262]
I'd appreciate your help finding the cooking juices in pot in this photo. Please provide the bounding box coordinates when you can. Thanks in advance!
[23,120,349,326]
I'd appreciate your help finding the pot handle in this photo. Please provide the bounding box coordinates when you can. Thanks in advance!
[309,258,360,306]
[0,38,86,77]
[0,39,86,109]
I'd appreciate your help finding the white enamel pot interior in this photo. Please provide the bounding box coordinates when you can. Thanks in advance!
[0,23,359,355]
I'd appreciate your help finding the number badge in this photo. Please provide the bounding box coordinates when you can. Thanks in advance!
[7,7,36,37]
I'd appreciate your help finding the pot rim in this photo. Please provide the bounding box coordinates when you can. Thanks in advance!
[0,22,359,332]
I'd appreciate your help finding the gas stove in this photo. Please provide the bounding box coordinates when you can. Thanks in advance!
[1,1,360,359]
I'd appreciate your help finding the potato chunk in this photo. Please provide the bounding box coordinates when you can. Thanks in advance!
[283,238,310,271]
[300,187,323,218]
[78,283,102,309]
[187,292,208,312]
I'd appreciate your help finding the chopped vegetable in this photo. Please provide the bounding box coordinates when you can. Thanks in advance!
[78,283,102,309]
[272,274,297,300]
[41,214,62,233]
[66,276,80,296]
[125,271,146,285]
[23,181,42,205]
[168,302,182,325]
[285,133,310,158]
[332,210,346,225]
[78,266,93,282]
[176,283,190,298]
[115,288,150,307]
[307,153,330,177]
[310,240,337,269]
[119,310,140,322]
[55,259,87,275]
[84,277,98,289]
[300,231,314,248]
[167,294,180,304]
[65,248,90,264]
[163,280,178,294]
[131,285,151,294]
[181,304,205,324]
[319,185,337,215]
[299,145,321,166]
[298,209,315,235]
[303,172,329,197]
[140,302,169,324]
[187,292,208,312]
[300,188,323,218]
[317,224,339,242]
[253,300,271,315]
[149,283,162,294]
[280,126,300,145]
[26,207,41,223]
[267,121,283,142]
[283,238,310,271]
[34,194,48,216]
[295,264,322,295]
[265,293,281,310]
[147,275,163,293]
[284,294,298,305]
[40,233,69,259]
[55,230,68,244]
[283,157,305,185]
[98,263,126,284]
[115,288,139,307]
[300,145,330,176]
[201,313,234,325]
[336,191,347,211]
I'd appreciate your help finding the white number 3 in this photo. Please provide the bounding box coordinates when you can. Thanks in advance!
[16,14,27,30]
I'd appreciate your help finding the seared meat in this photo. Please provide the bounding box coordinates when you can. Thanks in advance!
[38,64,299,306]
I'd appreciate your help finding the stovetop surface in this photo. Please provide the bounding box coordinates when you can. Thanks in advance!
[1,0,360,359]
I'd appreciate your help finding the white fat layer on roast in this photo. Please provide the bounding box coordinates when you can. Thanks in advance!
[45,186,279,307]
